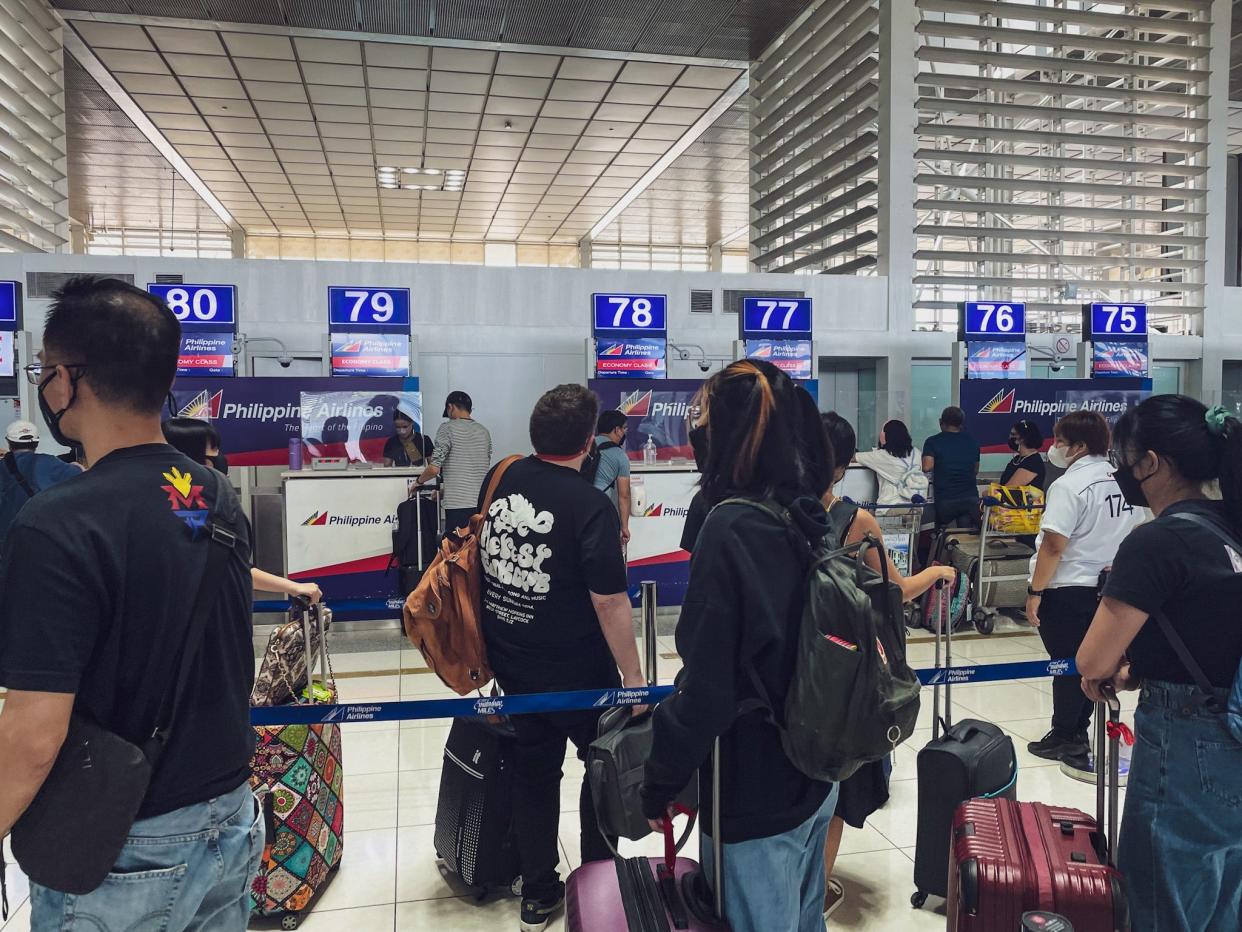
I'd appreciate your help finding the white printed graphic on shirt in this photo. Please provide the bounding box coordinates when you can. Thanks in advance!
[481,493,554,602]
[1226,545,1242,575]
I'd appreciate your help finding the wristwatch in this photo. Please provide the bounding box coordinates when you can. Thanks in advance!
[1027,586,1044,597]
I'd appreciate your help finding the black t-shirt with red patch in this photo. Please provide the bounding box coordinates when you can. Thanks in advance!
[0,443,255,818]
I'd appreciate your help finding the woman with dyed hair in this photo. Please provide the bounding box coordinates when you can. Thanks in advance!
[642,360,835,932]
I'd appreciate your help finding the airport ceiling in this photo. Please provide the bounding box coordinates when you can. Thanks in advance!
[59,7,773,246]
[52,0,811,61]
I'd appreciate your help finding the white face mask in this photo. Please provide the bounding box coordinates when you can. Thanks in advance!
[1047,443,1073,470]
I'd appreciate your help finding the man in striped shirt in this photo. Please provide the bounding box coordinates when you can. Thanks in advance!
[414,390,493,534]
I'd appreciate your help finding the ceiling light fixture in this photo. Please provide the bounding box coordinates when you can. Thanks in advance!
[378,166,467,192]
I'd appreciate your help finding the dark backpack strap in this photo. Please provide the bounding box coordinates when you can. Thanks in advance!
[1147,512,1242,704]
[142,470,246,765]
[4,452,37,499]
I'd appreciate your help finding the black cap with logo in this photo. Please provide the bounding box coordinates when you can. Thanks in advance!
[443,390,473,418]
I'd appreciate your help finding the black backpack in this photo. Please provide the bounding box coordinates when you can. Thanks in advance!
[726,497,922,782]
[580,440,620,488]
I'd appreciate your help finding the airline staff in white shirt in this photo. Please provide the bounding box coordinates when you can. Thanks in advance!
[1024,411,1145,770]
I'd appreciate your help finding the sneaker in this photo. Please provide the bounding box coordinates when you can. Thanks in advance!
[823,878,845,922]
[1027,730,1088,763]
[519,886,565,932]
[1060,751,1129,787]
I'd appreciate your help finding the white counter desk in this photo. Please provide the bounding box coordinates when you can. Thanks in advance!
[283,466,426,614]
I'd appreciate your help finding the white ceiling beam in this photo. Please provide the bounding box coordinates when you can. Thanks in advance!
[583,73,748,245]
[57,11,749,70]
[64,28,241,234]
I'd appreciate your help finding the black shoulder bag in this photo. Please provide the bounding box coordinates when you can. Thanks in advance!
[3,472,245,900]
[3,452,37,499]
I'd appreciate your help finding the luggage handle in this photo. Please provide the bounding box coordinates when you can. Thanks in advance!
[1094,684,1133,866]
[293,595,332,702]
[932,578,953,739]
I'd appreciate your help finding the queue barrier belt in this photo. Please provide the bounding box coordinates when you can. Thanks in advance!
[250,658,1077,727]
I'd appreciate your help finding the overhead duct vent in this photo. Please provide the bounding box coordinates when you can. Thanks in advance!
[154,274,183,284]
[690,290,714,314]
[27,271,134,298]
[722,288,804,314]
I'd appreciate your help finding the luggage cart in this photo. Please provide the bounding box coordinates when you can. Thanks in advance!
[866,502,928,578]
[973,497,1044,634]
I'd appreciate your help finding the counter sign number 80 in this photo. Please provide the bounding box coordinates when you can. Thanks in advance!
[165,287,220,321]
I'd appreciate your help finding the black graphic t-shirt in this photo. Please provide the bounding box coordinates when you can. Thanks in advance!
[0,444,255,818]
[479,456,628,692]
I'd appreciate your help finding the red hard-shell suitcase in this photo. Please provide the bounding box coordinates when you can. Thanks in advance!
[946,689,1131,932]
[566,856,719,932]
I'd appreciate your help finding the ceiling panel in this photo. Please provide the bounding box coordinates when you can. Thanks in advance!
[67,20,748,245]
[54,0,810,59]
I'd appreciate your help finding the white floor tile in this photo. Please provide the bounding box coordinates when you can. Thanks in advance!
[829,848,944,930]
[864,777,920,848]
[335,675,403,702]
[399,726,452,772]
[329,650,403,675]
[836,821,897,857]
[951,682,1055,721]
[951,634,1045,658]
[397,767,442,828]
[395,825,477,903]
[313,828,397,912]
[343,730,401,776]
[395,894,536,931]
[0,901,29,932]
[346,771,400,833]
[274,903,395,930]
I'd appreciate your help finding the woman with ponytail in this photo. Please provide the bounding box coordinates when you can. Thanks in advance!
[1077,394,1242,931]
[642,360,836,932]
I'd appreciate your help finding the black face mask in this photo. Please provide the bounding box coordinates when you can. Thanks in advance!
[209,454,229,476]
[37,370,81,449]
[1008,437,1020,452]
[689,424,709,472]
[1114,461,1150,508]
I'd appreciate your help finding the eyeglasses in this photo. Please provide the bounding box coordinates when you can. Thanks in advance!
[24,363,88,385]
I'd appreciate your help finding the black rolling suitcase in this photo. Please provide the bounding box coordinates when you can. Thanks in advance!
[433,717,522,897]
[911,582,1018,909]
[392,487,442,597]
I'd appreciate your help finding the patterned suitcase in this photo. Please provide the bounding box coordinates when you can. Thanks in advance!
[250,600,344,930]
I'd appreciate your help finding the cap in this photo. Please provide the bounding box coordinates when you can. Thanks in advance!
[5,420,39,444]
[443,390,472,418]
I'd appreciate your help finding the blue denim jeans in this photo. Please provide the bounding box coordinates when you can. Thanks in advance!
[30,782,263,932]
[700,783,838,932]
[1119,680,1242,932]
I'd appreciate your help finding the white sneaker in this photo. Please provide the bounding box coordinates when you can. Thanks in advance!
[823,878,845,924]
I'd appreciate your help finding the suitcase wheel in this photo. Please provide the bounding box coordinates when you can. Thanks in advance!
[910,890,928,909]
[510,876,523,898]
[973,608,994,635]
[281,915,300,931]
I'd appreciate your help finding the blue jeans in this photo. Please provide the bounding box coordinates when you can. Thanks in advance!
[31,782,263,932]
[701,783,838,932]
[1119,681,1242,932]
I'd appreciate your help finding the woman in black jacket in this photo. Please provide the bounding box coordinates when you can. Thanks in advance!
[641,360,835,932]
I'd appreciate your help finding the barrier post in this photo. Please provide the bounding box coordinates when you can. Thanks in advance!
[641,580,658,687]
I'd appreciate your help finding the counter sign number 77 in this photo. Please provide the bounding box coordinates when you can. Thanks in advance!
[756,300,802,330]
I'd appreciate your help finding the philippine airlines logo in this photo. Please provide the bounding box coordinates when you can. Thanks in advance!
[303,511,329,526]
[619,389,653,417]
[979,388,1016,415]
[750,344,773,358]
[600,343,626,357]
[178,389,223,419]
[337,340,363,353]
[644,503,664,517]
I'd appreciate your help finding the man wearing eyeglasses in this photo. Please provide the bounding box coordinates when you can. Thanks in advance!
[0,276,260,929]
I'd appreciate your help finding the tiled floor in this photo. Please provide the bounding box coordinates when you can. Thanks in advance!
[1,625,1134,932]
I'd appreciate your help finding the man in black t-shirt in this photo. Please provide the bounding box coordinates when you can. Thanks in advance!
[0,277,260,929]
[479,383,643,932]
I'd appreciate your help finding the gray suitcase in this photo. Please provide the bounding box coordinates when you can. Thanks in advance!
[942,533,1032,610]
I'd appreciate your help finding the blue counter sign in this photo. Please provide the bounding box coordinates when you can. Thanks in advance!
[741,298,812,337]
[1087,303,1147,339]
[592,294,667,333]
[147,284,236,331]
[328,287,411,330]
[963,302,1025,339]
[0,281,17,330]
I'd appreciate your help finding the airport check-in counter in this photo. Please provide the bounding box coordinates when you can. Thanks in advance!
[281,466,427,611]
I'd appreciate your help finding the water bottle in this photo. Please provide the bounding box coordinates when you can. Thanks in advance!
[288,438,303,471]
[643,435,658,466]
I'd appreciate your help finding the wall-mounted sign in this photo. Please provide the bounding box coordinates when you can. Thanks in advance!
[331,332,410,377]
[960,301,1026,341]
[592,293,667,333]
[178,333,234,377]
[147,284,237,331]
[743,339,813,380]
[740,297,812,338]
[1093,341,1150,379]
[328,287,411,330]
[594,337,668,379]
[0,281,19,331]
[1085,303,1147,339]
[0,331,13,378]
